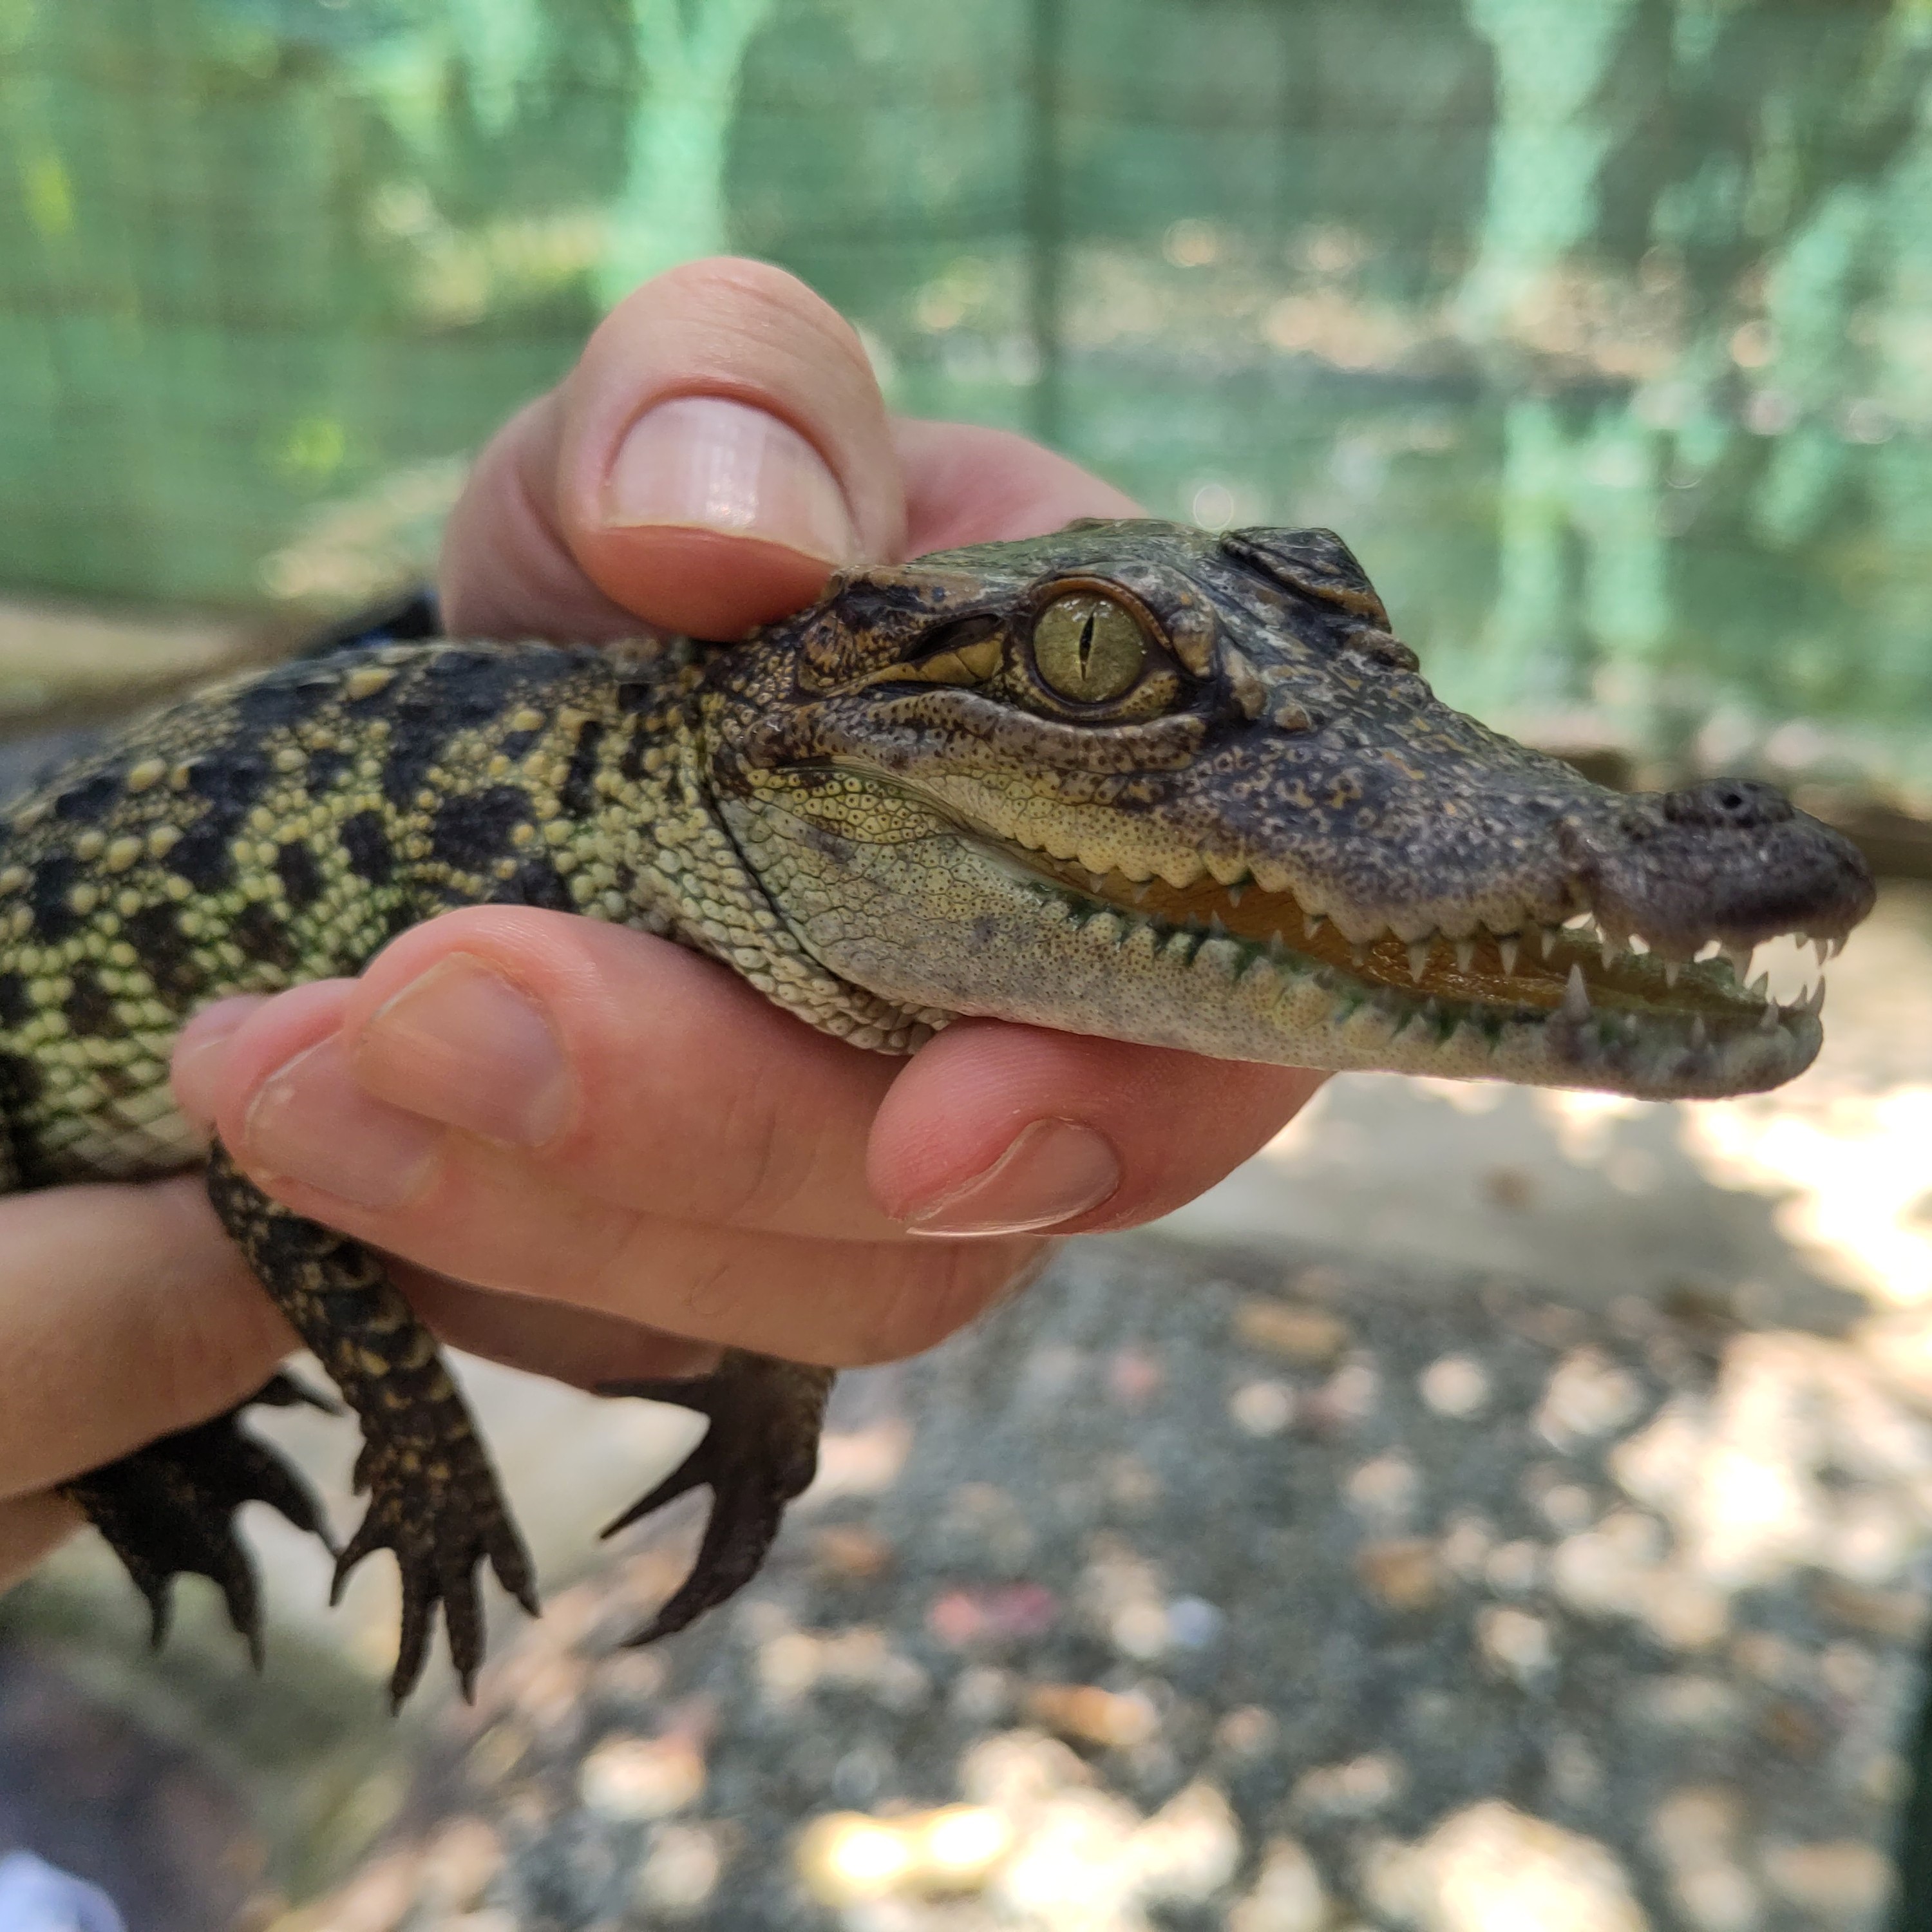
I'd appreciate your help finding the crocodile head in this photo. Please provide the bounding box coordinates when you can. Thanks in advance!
[706,519,1874,1099]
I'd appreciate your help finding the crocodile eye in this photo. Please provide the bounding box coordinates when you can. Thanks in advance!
[1031,592,1148,703]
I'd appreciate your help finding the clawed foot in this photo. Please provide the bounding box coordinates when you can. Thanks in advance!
[600,1350,833,1645]
[334,1432,539,1708]
[65,1372,337,1667]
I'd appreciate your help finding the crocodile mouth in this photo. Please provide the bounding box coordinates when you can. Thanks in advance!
[994,840,1841,1093]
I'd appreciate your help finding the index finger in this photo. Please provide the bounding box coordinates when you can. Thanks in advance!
[191,907,1323,1245]
[440,256,905,643]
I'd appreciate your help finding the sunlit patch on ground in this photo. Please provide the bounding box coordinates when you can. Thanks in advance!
[795,1734,1238,1927]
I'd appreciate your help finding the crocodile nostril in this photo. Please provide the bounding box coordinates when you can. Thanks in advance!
[1659,779,1795,833]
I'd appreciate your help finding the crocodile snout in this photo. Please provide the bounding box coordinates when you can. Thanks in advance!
[1560,777,1875,956]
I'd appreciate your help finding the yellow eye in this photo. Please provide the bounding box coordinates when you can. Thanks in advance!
[1032,592,1148,703]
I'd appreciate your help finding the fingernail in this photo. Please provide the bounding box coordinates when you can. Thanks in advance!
[169,996,269,1121]
[243,1036,441,1210]
[357,956,570,1147]
[601,395,858,562]
[902,1118,1121,1237]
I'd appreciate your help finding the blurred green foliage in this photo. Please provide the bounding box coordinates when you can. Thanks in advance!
[3,0,1932,792]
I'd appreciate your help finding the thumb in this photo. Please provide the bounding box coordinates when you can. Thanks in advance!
[440,256,906,643]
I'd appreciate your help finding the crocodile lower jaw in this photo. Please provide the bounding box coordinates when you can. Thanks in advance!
[992,840,1826,1099]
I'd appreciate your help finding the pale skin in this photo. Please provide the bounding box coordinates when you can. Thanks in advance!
[0,259,1327,1592]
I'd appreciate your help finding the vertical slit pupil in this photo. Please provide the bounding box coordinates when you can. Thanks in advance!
[1077,609,1096,681]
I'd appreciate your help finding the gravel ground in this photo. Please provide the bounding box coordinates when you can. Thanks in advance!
[267,1227,1931,1932]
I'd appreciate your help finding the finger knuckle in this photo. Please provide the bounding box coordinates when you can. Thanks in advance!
[850,1242,1032,1365]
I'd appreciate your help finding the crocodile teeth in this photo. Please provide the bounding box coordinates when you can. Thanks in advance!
[1194,936,1244,980]
[1808,979,1827,1014]
[1748,971,1770,1001]
[1814,938,1830,969]
[1663,960,1680,989]
[1759,1003,1781,1032]
[1539,926,1558,960]
[1305,913,1326,938]
[1719,943,1754,982]
[1225,882,1245,907]
[1498,936,1519,976]
[1561,964,1591,1022]
[1454,938,1475,972]
[1690,1015,1707,1048]
[1350,943,1369,969]
[1407,941,1432,982]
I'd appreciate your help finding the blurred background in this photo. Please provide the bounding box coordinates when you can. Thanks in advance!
[7,3,1932,1929]
[6,0,1932,808]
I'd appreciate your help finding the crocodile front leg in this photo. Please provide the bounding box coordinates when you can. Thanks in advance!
[601,1350,833,1643]
[64,1371,337,1663]
[204,1142,538,1705]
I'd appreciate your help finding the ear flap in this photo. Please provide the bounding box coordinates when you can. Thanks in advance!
[796,563,996,685]
[1220,527,1392,629]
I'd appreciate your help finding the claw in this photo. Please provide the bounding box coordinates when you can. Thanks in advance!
[330,1437,538,1708]
[600,1352,833,1647]
[627,1481,790,1649]
[66,1382,335,1678]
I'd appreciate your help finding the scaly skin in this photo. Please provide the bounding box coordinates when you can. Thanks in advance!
[0,520,1873,1701]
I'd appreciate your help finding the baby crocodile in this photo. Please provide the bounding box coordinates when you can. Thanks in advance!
[0,521,1873,1704]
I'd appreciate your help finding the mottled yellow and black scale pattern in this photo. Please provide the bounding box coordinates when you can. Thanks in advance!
[0,638,663,1185]
[1,634,857,1704]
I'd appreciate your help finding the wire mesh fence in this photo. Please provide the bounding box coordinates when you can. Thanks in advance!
[4,0,1931,787]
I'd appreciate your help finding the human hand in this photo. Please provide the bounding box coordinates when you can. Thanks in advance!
[0,1178,300,1588]
[3,260,1328,1594]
